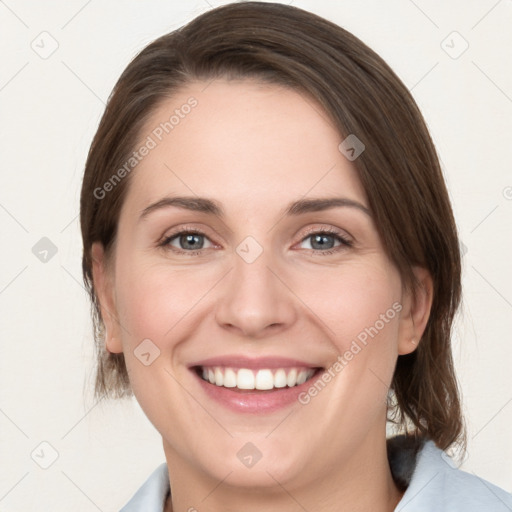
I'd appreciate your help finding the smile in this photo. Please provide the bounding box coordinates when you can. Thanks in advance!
[189,355,325,413]
[197,366,318,390]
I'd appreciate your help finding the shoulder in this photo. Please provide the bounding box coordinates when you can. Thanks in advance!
[119,462,169,512]
[390,436,512,511]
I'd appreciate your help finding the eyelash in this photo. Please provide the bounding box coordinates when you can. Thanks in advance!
[159,226,353,257]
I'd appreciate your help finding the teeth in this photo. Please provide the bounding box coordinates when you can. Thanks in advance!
[224,368,237,388]
[287,368,297,387]
[274,369,287,388]
[214,368,223,386]
[255,369,274,390]
[199,366,317,390]
[297,370,309,385]
[237,369,255,389]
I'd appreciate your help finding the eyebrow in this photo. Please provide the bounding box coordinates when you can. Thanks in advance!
[139,195,371,221]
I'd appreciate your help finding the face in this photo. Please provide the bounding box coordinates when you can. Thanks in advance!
[92,79,430,489]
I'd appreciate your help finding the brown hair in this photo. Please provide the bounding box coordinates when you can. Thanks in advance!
[80,1,465,451]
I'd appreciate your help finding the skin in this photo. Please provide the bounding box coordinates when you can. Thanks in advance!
[92,79,433,512]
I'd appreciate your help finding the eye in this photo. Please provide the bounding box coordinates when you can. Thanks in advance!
[298,228,353,254]
[158,226,352,256]
[160,229,214,254]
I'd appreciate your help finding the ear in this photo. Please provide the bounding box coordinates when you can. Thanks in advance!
[91,242,123,354]
[397,266,433,355]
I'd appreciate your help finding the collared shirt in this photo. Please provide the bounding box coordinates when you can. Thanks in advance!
[119,437,512,511]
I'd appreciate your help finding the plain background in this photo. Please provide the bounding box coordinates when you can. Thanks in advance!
[1,0,511,510]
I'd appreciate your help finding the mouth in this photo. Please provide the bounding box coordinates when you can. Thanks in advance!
[188,355,325,413]
[189,354,325,415]
[193,365,323,392]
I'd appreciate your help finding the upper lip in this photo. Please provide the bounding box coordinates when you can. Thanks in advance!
[189,355,323,370]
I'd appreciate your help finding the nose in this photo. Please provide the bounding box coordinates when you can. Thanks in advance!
[214,244,297,339]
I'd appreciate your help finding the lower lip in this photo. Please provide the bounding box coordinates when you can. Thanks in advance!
[192,368,323,414]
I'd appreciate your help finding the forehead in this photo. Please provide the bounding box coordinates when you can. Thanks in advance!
[123,79,367,218]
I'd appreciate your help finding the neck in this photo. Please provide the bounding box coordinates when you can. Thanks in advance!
[162,428,404,512]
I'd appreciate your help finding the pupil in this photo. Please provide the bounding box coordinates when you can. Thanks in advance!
[311,234,334,250]
[181,234,203,250]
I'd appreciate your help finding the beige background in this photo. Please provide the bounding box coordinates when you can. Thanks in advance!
[1,0,511,510]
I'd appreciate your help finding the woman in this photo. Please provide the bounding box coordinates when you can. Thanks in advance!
[80,2,512,511]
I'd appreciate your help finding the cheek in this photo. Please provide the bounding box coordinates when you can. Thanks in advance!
[114,258,214,345]
[290,261,403,439]
[300,258,403,376]
[300,258,402,410]
[112,259,206,416]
